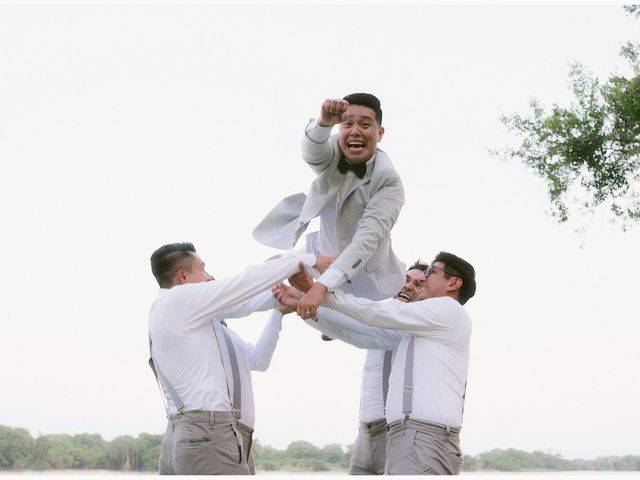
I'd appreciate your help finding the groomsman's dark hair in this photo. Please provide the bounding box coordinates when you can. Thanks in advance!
[408,260,429,273]
[151,242,197,288]
[433,251,477,305]
[343,92,383,125]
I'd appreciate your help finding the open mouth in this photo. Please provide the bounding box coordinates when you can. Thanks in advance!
[397,292,411,303]
[347,141,365,151]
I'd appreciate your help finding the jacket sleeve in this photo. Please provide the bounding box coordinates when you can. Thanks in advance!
[301,119,338,175]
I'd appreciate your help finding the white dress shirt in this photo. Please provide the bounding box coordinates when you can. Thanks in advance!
[324,292,471,427]
[213,308,282,428]
[306,306,403,423]
[149,253,316,423]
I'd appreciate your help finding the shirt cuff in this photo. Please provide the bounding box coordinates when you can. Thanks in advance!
[318,266,347,290]
[304,119,332,144]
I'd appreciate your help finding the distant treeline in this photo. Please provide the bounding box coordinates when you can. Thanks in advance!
[1,424,639,472]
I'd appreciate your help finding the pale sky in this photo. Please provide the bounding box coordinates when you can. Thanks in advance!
[1,3,639,461]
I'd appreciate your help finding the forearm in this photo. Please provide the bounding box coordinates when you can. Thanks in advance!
[323,290,431,334]
[247,310,283,371]
[302,120,335,170]
[183,253,316,329]
[306,306,402,350]
[213,290,275,321]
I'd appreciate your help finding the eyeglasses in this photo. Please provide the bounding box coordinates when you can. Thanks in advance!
[425,263,461,278]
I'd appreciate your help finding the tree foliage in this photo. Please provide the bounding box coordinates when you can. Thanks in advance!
[1,425,639,473]
[499,6,640,229]
[469,448,640,472]
[0,426,34,469]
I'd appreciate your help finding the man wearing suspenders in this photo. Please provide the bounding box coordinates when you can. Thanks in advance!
[278,251,476,475]
[147,242,328,475]
[277,262,431,474]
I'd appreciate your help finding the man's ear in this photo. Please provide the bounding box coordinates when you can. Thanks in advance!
[174,269,187,285]
[447,276,463,293]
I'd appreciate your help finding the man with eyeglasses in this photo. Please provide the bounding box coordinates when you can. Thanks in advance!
[275,262,428,475]
[277,251,476,475]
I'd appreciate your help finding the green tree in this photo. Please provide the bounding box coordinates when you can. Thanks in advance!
[106,435,139,471]
[0,426,34,469]
[253,439,286,471]
[285,440,320,459]
[44,435,75,469]
[28,435,50,470]
[319,443,345,465]
[135,433,163,471]
[462,454,478,471]
[498,6,640,230]
[69,433,107,469]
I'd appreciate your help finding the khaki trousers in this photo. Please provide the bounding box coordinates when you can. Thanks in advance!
[158,410,254,475]
[348,418,387,475]
[385,418,463,475]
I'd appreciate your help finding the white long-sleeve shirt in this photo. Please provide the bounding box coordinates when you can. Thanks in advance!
[324,291,471,427]
[306,306,403,423]
[149,253,315,425]
[212,307,282,428]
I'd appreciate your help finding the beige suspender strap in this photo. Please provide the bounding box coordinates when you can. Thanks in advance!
[211,320,242,418]
[382,349,393,410]
[148,338,185,415]
[222,327,242,416]
[400,335,452,433]
[402,335,415,420]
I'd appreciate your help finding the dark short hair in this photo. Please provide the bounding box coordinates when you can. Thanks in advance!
[433,251,476,305]
[408,260,429,273]
[150,242,197,288]
[342,92,383,125]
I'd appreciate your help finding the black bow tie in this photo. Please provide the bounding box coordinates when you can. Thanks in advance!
[337,157,367,179]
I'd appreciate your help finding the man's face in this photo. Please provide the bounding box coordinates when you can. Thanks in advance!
[337,104,384,165]
[181,253,214,284]
[395,268,428,303]
[420,261,460,299]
